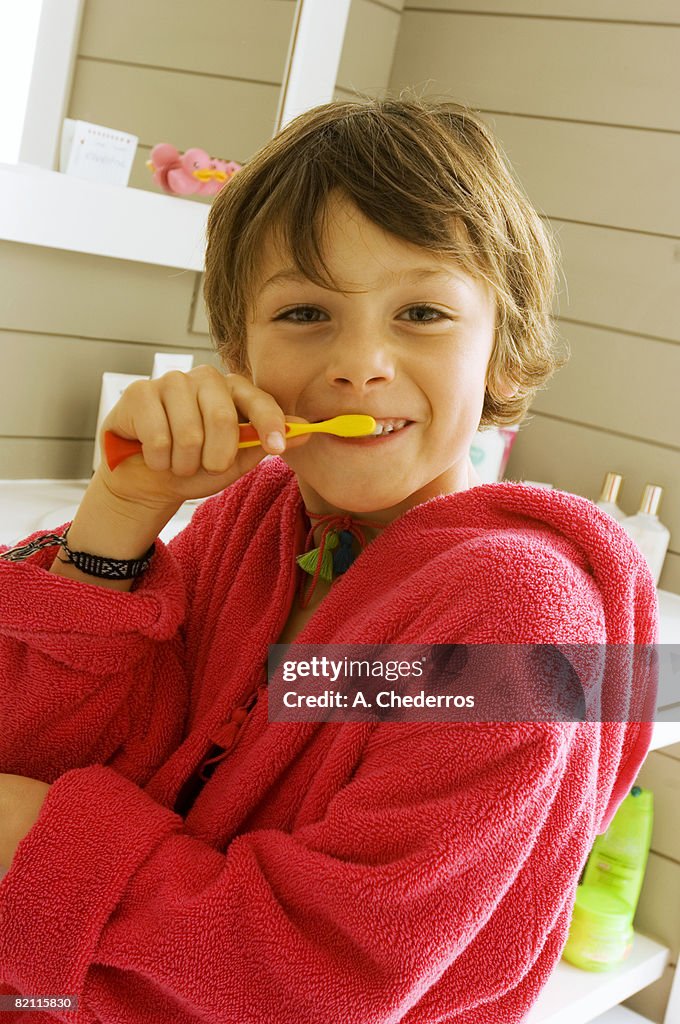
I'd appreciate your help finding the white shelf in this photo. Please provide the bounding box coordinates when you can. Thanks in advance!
[0,162,208,270]
[591,1008,655,1023]
[525,932,669,1024]
[0,479,201,546]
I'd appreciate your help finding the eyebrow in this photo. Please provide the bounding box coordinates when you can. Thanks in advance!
[258,267,469,295]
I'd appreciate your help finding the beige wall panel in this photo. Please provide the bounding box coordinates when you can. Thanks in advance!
[334,86,369,100]
[192,286,210,335]
[622,752,680,862]
[504,416,679,591]
[0,243,202,347]
[389,13,680,132]
[0,439,94,480]
[484,112,680,237]
[635,851,680,959]
[405,0,680,21]
[551,221,680,344]
[0,333,221,440]
[531,323,680,452]
[69,59,280,161]
[374,0,404,11]
[624,964,676,1023]
[337,0,403,94]
[661,742,680,762]
[659,552,680,597]
[79,0,296,83]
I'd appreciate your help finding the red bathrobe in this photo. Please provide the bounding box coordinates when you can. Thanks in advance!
[0,458,658,1023]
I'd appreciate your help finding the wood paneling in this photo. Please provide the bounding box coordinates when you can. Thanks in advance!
[634,749,680,864]
[405,1,680,23]
[391,12,680,131]
[337,0,403,94]
[0,439,94,481]
[551,220,680,344]
[69,59,280,162]
[635,850,680,960]
[0,329,223,479]
[484,112,680,238]
[531,322,680,450]
[0,243,201,346]
[78,0,296,83]
[0,332,221,440]
[504,416,678,591]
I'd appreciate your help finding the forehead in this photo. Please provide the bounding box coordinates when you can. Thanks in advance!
[252,201,483,299]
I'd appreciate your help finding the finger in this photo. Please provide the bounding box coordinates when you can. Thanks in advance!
[223,374,291,454]
[115,383,173,473]
[158,372,206,477]
[195,375,241,474]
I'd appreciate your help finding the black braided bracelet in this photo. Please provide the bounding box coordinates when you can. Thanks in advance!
[0,527,155,580]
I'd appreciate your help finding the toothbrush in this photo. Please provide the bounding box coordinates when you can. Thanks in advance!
[103,415,378,471]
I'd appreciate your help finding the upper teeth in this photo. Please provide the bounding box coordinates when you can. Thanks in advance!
[372,419,408,435]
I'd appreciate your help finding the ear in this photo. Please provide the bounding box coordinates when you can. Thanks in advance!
[496,381,518,399]
[486,374,518,400]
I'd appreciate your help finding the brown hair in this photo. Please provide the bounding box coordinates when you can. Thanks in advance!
[204,92,567,428]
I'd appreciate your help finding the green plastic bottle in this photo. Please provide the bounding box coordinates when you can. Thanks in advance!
[562,786,654,972]
[582,785,654,915]
[562,887,634,971]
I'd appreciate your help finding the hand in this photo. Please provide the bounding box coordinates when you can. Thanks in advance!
[98,365,310,512]
[0,773,52,874]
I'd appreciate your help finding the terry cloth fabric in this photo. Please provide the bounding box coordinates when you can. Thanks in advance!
[0,457,658,1024]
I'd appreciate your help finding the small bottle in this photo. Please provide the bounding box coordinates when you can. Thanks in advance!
[621,485,671,586]
[562,887,634,971]
[595,472,626,522]
[582,786,654,917]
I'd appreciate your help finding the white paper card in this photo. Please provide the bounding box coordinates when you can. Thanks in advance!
[60,119,138,186]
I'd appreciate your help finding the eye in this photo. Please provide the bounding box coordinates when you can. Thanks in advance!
[274,306,327,323]
[400,305,451,323]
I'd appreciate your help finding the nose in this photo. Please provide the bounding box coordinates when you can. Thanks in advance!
[324,332,396,390]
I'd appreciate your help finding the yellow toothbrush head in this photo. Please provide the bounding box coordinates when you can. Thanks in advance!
[323,414,377,437]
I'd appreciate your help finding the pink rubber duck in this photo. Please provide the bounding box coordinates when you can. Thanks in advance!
[147,144,242,197]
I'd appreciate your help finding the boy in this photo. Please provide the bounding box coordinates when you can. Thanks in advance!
[0,97,657,1023]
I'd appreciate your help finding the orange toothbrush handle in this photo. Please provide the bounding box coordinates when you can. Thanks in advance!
[103,432,143,471]
[103,423,263,471]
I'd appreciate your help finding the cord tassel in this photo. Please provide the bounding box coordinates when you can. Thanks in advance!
[296,531,339,582]
[332,530,355,575]
[297,511,389,609]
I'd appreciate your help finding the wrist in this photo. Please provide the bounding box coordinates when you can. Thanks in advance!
[84,472,181,554]
[42,476,178,591]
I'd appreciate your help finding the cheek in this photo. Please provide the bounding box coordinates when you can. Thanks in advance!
[249,361,301,409]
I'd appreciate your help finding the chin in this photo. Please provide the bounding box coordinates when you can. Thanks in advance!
[304,481,411,517]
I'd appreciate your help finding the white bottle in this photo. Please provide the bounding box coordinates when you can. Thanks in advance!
[595,472,626,522]
[469,427,506,484]
[150,352,194,379]
[620,484,671,586]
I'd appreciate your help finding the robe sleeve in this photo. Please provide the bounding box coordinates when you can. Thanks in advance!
[0,481,236,784]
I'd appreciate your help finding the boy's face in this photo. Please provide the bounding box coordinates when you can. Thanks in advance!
[245,193,499,517]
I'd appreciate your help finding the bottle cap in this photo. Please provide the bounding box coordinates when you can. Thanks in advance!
[638,484,663,517]
[598,472,622,504]
[573,886,633,926]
